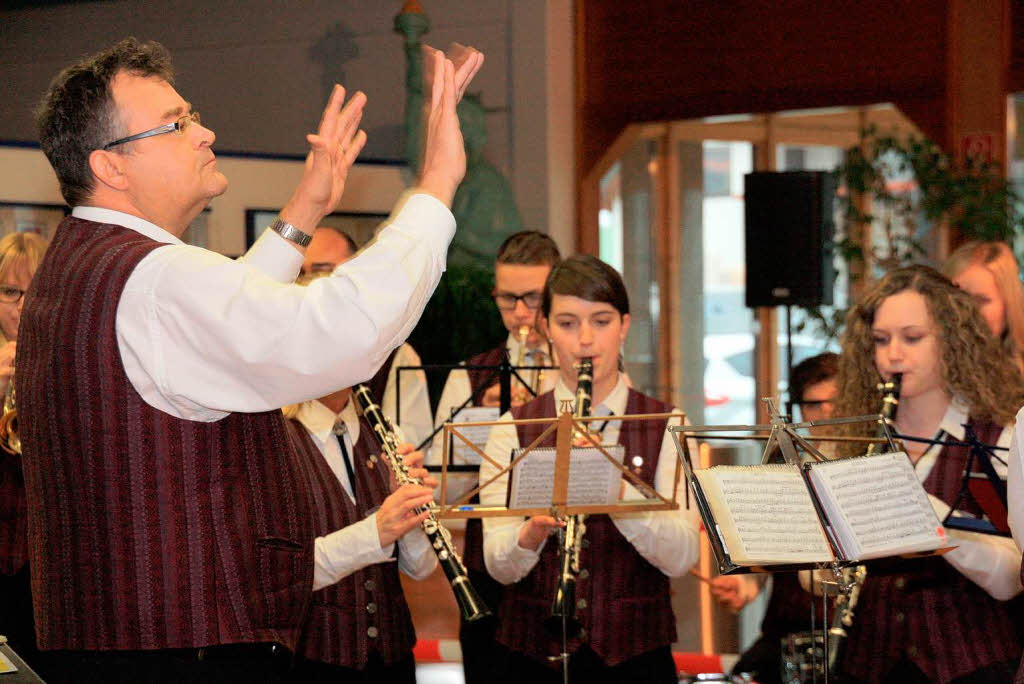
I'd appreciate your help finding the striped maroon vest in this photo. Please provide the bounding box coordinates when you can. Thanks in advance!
[0,452,27,575]
[461,344,507,574]
[842,418,1021,683]
[286,417,416,668]
[497,389,677,666]
[17,217,316,651]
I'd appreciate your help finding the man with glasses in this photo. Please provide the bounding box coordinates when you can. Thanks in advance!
[429,229,560,684]
[20,37,482,682]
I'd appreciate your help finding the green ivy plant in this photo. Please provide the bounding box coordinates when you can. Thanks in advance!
[799,125,1024,341]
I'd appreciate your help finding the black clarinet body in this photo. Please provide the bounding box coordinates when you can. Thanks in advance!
[353,384,491,623]
[545,358,593,638]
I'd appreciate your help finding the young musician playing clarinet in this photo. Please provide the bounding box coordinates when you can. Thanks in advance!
[835,264,1024,683]
[478,255,700,683]
[282,386,437,684]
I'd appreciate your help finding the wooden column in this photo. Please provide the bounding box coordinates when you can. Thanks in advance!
[753,120,778,424]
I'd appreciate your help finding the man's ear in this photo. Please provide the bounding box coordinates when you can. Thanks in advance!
[87,149,130,192]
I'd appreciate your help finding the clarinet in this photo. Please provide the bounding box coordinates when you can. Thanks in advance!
[827,373,901,671]
[353,384,491,623]
[545,358,592,639]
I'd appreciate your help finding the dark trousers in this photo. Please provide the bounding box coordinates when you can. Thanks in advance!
[501,644,677,684]
[288,651,415,684]
[0,565,40,671]
[459,568,510,684]
[37,643,292,683]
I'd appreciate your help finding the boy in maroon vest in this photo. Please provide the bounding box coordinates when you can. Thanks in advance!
[479,255,700,683]
[23,38,481,682]
[429,230,560,683]
[283,387,436,683]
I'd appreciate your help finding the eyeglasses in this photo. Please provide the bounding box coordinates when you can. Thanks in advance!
[493,291,542,311]
[102,111,201,150]
[0,286,25,304]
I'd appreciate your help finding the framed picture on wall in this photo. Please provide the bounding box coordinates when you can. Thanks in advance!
[0,202,69,240]
[245,209,388,250]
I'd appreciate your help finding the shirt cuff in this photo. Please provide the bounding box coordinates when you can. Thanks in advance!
[236,227,304,283]
[312,513,395,590]
[389,191,456,261]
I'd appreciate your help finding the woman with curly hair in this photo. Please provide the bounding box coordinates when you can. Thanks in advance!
[835,264,1024,684]
[944,240,1024,373]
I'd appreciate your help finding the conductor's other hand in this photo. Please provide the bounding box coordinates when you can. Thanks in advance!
[393,443,438,491]
[417,44,484,207]
[517,515,563,552]
[710,575,760,613]
[281,84,368,236]
[377,483,434,548]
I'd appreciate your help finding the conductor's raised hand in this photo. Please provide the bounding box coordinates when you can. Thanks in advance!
[281,84,368,236]
[416,45,483,207]
[376,483,434,548]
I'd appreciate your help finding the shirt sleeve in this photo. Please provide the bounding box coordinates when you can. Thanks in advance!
[480,414,548,584]
[383,343,434,451]
[116,192,455,421]
[930,494,1023,600]
[233,228,303,283]
[1008,408,1024,552]
[313,513,396,590]
[610,411,701,577]
[396,526,438,580]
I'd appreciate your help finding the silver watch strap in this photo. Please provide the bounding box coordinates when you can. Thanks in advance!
[269,218,312,247]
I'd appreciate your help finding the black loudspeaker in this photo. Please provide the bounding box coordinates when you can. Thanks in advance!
[744,171,836,308]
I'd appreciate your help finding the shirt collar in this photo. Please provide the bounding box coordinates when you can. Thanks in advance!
[72,206,183,245]
[553,372,628,416]
[937,397,970,441]
[295,398,361,444]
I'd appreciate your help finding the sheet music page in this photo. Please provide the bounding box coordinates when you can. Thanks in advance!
[806,452,945,560]
[446,406,500,466]
[507,445,625,509]
[694,465,833,565]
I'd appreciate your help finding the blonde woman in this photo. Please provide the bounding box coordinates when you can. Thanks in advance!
[836,264,1024,683]
[944,240,1024,372]
[0,231,48,668]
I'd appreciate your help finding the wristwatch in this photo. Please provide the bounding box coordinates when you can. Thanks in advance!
[269,218,312,247]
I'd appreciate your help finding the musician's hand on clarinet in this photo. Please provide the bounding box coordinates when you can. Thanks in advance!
[517,515,563,552]
[394,443,438,490]
[376,483,434,548]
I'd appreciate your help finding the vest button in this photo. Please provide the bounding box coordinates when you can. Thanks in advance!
[895,612,905,623]
[581,539,590,549]
[576,598,587,610]
[579,569,589,580]
[367,626,379,639]
[906,644,917,657]
[894,577,906,590]
[364,579,376,592]
[366,602,377,614]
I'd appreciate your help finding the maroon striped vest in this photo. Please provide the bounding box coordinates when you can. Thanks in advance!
[287,416,416,668]
[462,343,507,574]
[497,389,677,666]
[842,418,1021,683]
[0,452,27,575]
[17,217,316,651]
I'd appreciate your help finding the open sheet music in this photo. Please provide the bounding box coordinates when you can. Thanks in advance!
[693,452,946,566]
[507,445,626,508]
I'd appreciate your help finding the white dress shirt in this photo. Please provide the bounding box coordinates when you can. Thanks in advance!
[478,373,701,585]
[1003,405,1024,555]
[292,399,437,590]
[912,398,1021,600]
[382,342,433,451]
[73,190,453,421]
